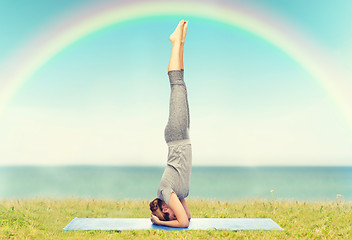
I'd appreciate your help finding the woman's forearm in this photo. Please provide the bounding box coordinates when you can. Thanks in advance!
[157,219,189,228]
[180,199,191,220]
[185,209,191,220]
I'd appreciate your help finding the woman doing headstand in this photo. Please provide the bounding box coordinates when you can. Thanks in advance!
[149,20,192,228]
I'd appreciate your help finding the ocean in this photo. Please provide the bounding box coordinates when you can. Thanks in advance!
[0,166,351,201]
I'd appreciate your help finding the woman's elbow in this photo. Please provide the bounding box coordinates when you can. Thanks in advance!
[180,220,189,228]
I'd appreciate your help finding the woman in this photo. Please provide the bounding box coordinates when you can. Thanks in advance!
[149,20,192,228]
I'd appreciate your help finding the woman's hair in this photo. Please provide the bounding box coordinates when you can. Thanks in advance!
[149,198,169,221]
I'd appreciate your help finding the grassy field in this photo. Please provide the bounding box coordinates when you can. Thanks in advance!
[0,198,351,239]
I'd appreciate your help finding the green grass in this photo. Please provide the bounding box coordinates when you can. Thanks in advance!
[0,198,351,239]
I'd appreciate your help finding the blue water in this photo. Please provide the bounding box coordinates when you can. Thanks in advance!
[0,166,351,201]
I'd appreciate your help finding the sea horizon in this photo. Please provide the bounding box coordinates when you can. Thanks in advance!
[1,164,351,167]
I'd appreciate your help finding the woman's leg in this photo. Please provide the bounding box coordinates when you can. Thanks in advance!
[180,22,190,129]
[165,20,190,143]
[179,17,188,70]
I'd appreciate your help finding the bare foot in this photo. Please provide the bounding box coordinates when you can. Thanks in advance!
[169,20,185,44]
[181,21,188,45]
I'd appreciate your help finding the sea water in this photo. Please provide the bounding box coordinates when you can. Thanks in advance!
[0,166,351,201]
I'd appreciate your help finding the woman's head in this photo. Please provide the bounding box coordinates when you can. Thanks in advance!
[149,198,177,221]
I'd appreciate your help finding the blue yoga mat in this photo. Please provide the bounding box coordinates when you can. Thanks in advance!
[63,217,283,231]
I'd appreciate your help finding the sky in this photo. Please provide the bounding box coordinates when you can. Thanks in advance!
[0,0,351,166]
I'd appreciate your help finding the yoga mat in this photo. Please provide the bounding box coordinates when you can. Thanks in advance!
[63,217,283,231]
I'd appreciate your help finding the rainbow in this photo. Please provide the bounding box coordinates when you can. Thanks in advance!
[0,0,351,129]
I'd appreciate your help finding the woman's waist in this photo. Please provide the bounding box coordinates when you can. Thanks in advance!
[160,175,190,195]
[167,139,191,147]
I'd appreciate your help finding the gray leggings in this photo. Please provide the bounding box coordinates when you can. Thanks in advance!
[164,69,190,143]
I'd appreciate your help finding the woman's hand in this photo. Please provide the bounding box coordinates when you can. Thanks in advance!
[150,214,160,225]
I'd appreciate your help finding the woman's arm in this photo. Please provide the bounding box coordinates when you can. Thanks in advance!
[180,198,191,220]
[152,192,189,228]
